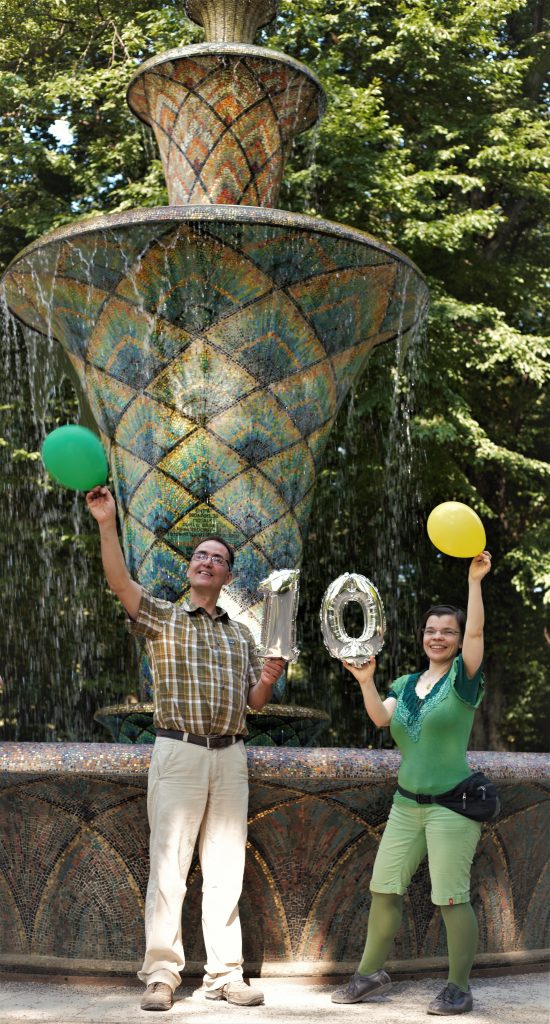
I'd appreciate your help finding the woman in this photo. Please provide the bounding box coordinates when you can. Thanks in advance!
[332,551,492,1016]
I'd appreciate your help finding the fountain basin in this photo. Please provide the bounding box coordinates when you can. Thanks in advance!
[0,743,547,977]
[93,702,330,745]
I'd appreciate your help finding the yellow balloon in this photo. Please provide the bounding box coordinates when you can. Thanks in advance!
[427,502,486,558]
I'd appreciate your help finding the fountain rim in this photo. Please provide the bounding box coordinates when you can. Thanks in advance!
[1,741,546,782]
[1,204,428,287]
[126,42,327,125]
[93,701,331,721]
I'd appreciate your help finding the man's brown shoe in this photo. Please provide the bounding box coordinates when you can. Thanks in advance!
[140,982,174,1011]
[206,980,264,1006]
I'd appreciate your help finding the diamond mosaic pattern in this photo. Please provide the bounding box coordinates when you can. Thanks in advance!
[3,210,428,630]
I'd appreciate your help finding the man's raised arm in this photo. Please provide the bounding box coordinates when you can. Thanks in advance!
[86,486,142,620]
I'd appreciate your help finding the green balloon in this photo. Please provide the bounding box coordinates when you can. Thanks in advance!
[41,425,108,491]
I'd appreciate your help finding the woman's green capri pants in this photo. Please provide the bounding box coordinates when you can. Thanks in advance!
[370,792,481,906]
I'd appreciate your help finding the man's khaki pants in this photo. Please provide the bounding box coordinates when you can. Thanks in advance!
[138,736,249,993]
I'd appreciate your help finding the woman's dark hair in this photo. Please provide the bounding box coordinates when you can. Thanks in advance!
[190,535,235,569]
[417,604,466,645]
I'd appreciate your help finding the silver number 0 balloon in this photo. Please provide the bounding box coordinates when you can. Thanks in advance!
[320,573,386,666]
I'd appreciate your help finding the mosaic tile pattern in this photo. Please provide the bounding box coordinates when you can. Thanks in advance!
[2,208,428,638]
[0,745,547,969]
[127,45,325,207]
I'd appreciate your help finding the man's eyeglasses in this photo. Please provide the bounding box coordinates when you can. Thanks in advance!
[192,551,230,569]
[423,628,460,638]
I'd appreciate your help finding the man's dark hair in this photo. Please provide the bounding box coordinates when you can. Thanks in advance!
[190,535,235,569]
[416,604,466,645]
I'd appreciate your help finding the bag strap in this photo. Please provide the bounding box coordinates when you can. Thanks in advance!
[396,784,435,805]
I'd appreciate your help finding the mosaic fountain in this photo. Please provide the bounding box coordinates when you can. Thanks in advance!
[0,0,548,980]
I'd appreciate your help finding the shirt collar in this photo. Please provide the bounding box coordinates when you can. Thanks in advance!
[182,597,229,621]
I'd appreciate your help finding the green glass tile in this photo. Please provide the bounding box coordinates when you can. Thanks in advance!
[130,470,196,533]
[164,505,246,556]
[50,279,107,360]
[307,420,334,468]
[290,264,395,357]
[159,428,246,496]
[2,271,50,337]
[253,512,303,566]
[207,223,390,288]
[378,263,429,339]
[205,291,324,383]
[88,296,192,389]
[294,489,315,534]
[86,367,136,437]
[116,395,195,466]
[212,469,287,538]
[117,224,270,329]
[146,340,256,419]
[111,444,151,508]
[138,541,188,600]
[65,352,86,392]
[231,541,272,595]
[121,514,156,576]
[331,340,372,408]
[209,393,301,463]
[58,224,174,292]
[270,363,334,437]
[258,442,315,507]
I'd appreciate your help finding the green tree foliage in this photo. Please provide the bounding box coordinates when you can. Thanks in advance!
[0,0,548,747]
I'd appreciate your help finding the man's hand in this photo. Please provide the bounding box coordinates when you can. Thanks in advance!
[86,486,117,527]
[261,657,286,687]
[248,657,286,710]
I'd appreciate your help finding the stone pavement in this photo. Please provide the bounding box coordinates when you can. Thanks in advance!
[0,973,547,1024]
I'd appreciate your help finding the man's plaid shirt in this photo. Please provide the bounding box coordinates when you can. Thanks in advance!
[128,589,262,736]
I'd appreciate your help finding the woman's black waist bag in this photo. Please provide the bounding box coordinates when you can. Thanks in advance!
[397,771,500,822]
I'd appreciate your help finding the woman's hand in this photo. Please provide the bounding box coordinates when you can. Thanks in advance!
[468,550,492,583]
[342,656,376,686]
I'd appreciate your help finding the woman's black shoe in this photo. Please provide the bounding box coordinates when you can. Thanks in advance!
[331,969,391,1003]
[427,983,473,1015]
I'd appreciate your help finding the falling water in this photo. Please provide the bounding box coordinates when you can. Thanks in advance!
[0,300,136,741]
[287,284,429,748]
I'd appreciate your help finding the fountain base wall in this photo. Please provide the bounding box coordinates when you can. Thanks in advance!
[0,744,548,977]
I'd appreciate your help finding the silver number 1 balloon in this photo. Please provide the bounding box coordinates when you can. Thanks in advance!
[258,569,300,662]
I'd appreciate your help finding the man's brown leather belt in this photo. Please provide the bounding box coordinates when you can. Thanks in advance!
[156,728,243,749]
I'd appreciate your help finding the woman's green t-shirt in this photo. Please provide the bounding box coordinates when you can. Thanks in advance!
[388,655,484,795]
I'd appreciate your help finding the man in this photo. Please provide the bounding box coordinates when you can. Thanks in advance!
[86,486,285,1012]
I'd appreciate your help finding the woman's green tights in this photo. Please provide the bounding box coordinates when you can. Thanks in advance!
[358,893,478,993]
